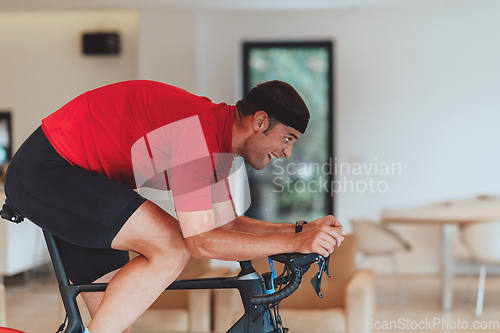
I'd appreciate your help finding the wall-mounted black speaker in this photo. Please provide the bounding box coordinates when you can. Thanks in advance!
[82,32,120,55]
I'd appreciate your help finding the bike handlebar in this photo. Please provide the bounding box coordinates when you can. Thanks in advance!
[249,253,323,305]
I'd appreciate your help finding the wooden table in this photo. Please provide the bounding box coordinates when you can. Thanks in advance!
[381,196,500,312]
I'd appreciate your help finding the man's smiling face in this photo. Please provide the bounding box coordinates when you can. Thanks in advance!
[243,112,302,170]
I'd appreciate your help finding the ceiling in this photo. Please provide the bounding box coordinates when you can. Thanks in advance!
[0,0,426,12]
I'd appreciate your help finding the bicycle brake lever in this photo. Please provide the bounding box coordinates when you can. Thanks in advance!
[325,255,332,278]
[310,257,326,298]
[310,255,333,298]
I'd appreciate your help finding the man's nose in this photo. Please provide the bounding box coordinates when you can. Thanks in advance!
[282,145,293,159]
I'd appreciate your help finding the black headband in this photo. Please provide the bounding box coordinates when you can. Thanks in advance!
[247,87,309,133]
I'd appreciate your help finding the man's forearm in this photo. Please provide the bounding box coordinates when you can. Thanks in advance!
[186,227,297,261]
[224,215,295,234]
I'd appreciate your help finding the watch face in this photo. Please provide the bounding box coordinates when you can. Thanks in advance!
[295,221,304,233]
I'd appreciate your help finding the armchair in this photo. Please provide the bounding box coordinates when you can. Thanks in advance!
[213,234,375,333]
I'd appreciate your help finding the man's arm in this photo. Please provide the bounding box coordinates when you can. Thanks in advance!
[185,227,299,261]
[213,198,293,234]
[210,197,293,234]
[221,207,345,238]
[182,210,345,260]
[179,208,297,260]
[223,215,295,234]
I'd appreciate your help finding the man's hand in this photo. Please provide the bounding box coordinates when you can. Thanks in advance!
[295,215,345,257]
[306,215,344,234]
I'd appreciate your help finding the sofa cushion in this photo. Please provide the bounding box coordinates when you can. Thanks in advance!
[133,308,188,332]
[280,308,346,333]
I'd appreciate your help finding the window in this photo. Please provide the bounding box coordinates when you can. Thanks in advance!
[243,41,334,222]
[0,112,12,165]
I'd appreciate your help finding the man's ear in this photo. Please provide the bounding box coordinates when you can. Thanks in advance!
[252,111,269,133]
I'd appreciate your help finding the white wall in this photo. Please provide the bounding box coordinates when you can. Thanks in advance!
[139,1,500,273]
[0,10,139,150]
[138,9,197,91]
[0,10,139,274]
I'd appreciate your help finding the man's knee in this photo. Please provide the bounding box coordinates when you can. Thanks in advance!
[150,242,191,273]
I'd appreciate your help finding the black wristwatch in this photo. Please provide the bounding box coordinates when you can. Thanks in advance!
[295,220,308,233]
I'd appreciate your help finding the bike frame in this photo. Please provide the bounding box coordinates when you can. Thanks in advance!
[43,230,277,333]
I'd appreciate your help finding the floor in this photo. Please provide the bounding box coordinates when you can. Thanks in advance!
[373,274,500,333]
[3,265,500,332]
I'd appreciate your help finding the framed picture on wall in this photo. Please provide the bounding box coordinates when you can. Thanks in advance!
[242,41,334,222]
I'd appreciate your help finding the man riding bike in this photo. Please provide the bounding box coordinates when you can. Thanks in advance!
[4,79,344,333]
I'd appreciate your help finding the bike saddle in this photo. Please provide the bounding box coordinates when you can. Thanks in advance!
[0,199,25,223]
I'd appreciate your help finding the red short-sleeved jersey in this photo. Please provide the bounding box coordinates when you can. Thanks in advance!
[41,80,235,192]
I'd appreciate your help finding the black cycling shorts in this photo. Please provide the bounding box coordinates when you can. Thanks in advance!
[4,126,147,284]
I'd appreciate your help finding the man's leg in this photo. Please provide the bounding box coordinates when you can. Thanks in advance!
[80,269,131,333]
[87,200,191,333]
